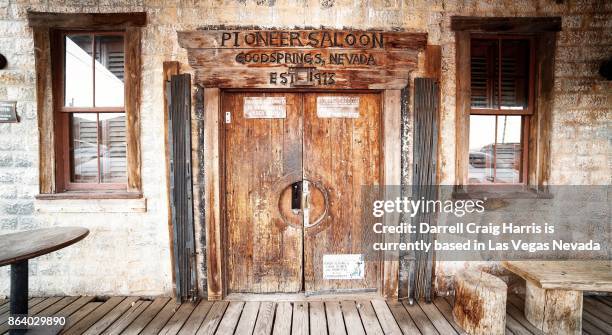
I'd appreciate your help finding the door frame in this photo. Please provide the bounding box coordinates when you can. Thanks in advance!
[201,87,402,300]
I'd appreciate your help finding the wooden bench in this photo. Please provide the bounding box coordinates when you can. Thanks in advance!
[502,261,612,335]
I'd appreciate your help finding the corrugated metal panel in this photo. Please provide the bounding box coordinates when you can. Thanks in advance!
[167,73,197,302]
[409,78,439,303]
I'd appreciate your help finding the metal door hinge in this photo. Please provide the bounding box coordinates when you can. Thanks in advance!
[225,112,231,124]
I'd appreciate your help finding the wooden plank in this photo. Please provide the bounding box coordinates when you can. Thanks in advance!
[272,302,292,335]
[62,302,103,333]
[253,301,276,335]
[195,68,409,89]
[33,27,55,193]
[356,300,384,335]
[431,297,463,333]
[234,301,260,335]
[309,301,327,335]
[454,31,470,187]
[29,297,62,315]
[505,298,543,335]
[529,33,556,188]
[383,89,402,299]
[292,302,309,335]
[195,301,229,335]
[582,318,608,335]
[212,298,243,334]
[340,301,365,335]
[203,87,223,300]
[28,11,147,28]
[121,297,171,335]
[36,296,78,316]
[0,297,61,334]
[583,310,612,334]
[177,301,214,335]
[187,48,418,70]
[178,30,427,50]
[584,297,612,325]
[63,297,124,335]
[424,45,441,80]
[504,313,534,335]
[594,296,612,308]
[56,296,96,317]
[402,301,439,335]
[125,26,142,192]
[82,297,139,335]
[502,261,612,291]
[419,301,458,335]
[326,301,347,335]
[156,302,197,335]
[387,300,422,335]
[450,16,562,32]
[101,300,150,335]
[371,300,402,335]
[140,300,181,334]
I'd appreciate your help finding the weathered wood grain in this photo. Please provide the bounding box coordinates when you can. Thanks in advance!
[121,297,171,335]
[234,301,260,335]
[176,300,213,335]
[101,300,150,335]
[387,300,422,335]
[502,261,612,291]
[525,280,582,335]
[450,16,562,32]
[371,300,402,335]
[253,301,276,335]
[195,301,229,335]
[325,301,347,335]
[292,302,309,335]
[453,271,506,335]
[272,302,292,335]
[27,11,146,28]
[125,26,142,192]
[309,301,328,335]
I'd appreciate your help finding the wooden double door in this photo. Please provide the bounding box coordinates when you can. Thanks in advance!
[223,91,382,294]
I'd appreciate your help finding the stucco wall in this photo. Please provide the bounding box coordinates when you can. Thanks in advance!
[0,0,610,297]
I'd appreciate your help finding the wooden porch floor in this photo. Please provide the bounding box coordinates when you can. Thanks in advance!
[0,295,611,334]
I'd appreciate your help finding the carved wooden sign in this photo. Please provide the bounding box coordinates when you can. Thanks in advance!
[178,29,427,89]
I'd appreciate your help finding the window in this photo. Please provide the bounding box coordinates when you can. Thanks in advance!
[467,36,534,184]
[58,32,128,190]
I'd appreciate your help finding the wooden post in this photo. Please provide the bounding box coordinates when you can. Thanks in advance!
[452,270,507,335]
[525,280,582,335]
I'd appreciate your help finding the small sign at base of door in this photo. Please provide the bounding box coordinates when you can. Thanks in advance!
[244,96,286,118]
[323,254,365,280]
[317,96,360,118]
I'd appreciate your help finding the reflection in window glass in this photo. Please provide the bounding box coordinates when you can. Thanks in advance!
[495,116,522,183]
[469,115,496,183]
[64,35,93,107]
[70,113,126,183]
[99,113,127,183]
[71,113,98,182]
[94,35,125,107]
[468,115,523,184]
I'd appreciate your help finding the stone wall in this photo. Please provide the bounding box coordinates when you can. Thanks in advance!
[0,0,610,297]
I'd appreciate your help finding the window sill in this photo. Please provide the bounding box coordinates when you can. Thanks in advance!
[452,185,553,200]
[35,192,146,213]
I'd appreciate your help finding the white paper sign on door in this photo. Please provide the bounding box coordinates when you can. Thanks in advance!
[323,254,365,280]
[244,97,286,118]
[317,96,360,118]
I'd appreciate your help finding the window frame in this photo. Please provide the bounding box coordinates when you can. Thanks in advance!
[451,16,560,194]
[29,11,145,197]
[467,34,536,186]
[56,30,128,191]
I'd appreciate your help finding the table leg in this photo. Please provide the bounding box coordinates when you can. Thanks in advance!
[524,280,582,335]
[10,260,28,335]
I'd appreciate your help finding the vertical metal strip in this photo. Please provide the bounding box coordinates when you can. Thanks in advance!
[168,74,197,302]
[410,78,439,302]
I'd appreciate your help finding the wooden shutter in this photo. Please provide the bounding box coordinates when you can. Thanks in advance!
[409,78,439,302]
[167,73,197,302]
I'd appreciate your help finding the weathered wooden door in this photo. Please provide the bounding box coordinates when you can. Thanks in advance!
[224,92,381,294]
[303,93,382,294]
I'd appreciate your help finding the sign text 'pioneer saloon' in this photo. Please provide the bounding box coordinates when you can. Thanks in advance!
[178,29,427,89]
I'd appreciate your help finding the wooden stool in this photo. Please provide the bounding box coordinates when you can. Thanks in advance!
[452,270,507,335]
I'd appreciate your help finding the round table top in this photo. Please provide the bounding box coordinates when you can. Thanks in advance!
[0,227,89,266]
